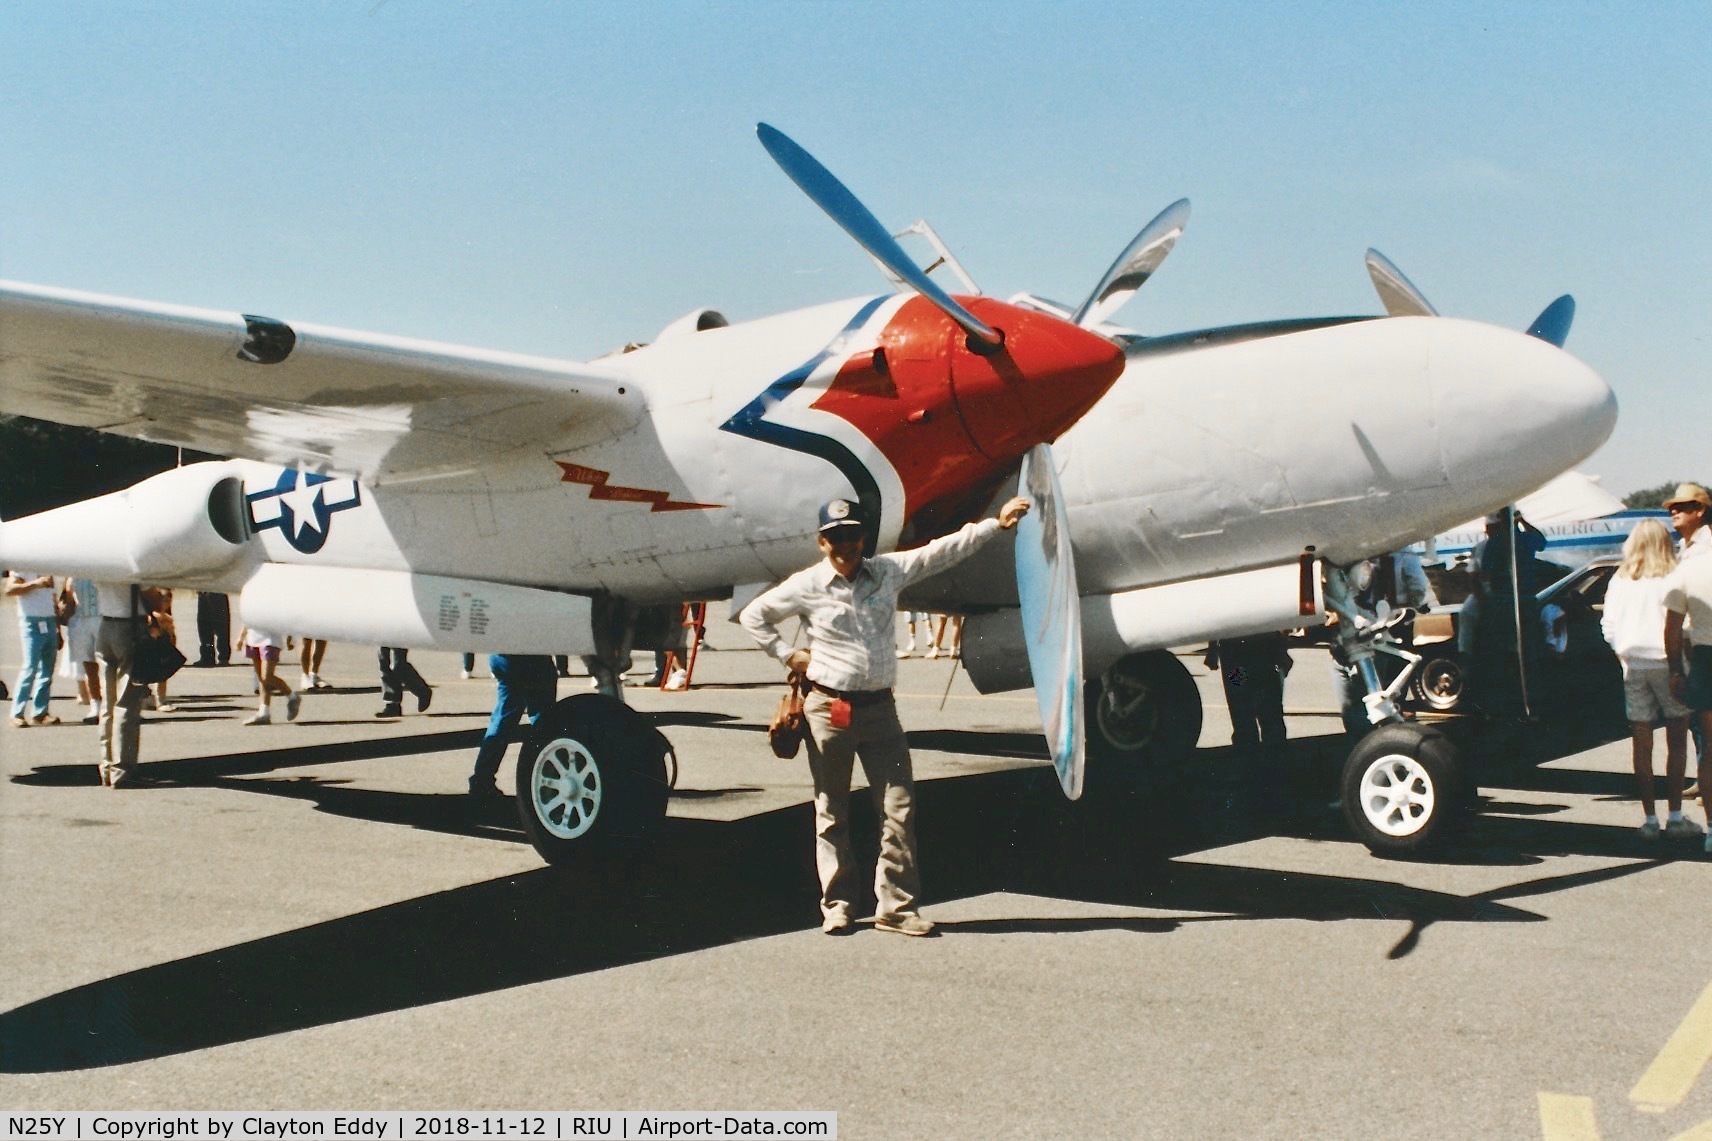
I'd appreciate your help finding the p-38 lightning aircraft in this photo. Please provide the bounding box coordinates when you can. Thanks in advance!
[0,126,1616,861]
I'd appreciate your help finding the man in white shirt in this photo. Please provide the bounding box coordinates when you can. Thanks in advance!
[1666,483,1710,791]
[1667,483,1710,561]
[741,494,1029,936]
[92,581,147,787]
[1664,547,1712,851]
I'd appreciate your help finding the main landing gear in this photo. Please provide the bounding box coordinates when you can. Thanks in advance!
[1083,650,1203,793]
[515,694,673,866]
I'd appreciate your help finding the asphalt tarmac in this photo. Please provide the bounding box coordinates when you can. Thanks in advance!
[3,615,1711,1139]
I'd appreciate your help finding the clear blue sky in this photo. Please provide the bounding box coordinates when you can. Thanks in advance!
[2,1,1706,498]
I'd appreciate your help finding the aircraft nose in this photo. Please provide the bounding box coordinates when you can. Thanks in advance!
[949,301,1126,460]
[1430,318,1617,499]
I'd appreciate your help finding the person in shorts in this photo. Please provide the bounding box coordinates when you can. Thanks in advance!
[1602,520,1695,838]
[239,626,300,725]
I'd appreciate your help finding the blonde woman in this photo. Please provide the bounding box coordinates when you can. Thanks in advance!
[1602,520,1697,839]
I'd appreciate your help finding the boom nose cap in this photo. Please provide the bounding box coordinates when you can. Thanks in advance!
[949,299,1125,461]
[1552,349,1617,457]
[1426,318,1618,494]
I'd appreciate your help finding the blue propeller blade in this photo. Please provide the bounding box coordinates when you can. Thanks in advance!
[757,124,1001,348]
[1526,295,1575,347]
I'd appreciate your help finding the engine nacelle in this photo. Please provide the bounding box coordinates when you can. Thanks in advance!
[963,561,1325,693]
[0,461,254,587]
[240,564,599,654]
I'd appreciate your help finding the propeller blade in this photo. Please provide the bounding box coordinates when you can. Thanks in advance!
[1364,249,1439,318]
[757,123,1002,350]
[1525,294,1575,347]
[1015,444,1085,799]
[1072,198,1191,329]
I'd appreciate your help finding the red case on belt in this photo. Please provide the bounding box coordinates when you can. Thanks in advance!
[827,698,852,729]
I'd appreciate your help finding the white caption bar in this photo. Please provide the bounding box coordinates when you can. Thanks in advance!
[2,1113,837,1141]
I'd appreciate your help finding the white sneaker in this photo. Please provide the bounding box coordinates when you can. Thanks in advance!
[299,673,313,690]
[665,668,688,691]
[460,669,473,680]
[244,710,271,725]
[285,692,302,722]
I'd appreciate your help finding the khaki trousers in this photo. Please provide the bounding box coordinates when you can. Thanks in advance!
[802,690,921,923]
[95,618,145,783]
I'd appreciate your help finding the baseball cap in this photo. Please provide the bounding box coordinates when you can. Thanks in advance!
[817,498,865,533]
[1663,483,1710,511]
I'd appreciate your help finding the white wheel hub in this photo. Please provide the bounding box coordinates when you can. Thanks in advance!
[1357,752,1436,837]
[530,737,603,840]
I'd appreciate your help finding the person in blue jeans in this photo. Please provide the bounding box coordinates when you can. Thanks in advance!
[468,654,559,797]
[6,570,61,727]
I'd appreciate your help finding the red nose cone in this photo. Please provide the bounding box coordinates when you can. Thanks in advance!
[948,297,1125,460]
[804,294,1125,539]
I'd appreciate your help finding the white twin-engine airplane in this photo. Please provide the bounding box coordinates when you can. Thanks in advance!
[0,125,1616,863]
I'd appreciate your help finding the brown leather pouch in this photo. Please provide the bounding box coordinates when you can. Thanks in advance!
[768,673,808,759]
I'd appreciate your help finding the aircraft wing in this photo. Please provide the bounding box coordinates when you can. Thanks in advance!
[0,281,644,482]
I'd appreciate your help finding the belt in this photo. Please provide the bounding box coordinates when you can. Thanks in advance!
[811,682,893,707]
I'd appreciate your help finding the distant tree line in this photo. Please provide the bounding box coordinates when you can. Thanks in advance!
[1624,481,1708,510]
[0,415,219,520]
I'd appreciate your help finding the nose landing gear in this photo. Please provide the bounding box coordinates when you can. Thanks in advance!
[1340,722,1462,853]
[1334,605,1466,855]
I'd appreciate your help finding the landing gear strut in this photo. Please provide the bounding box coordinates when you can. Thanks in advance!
[1332,603,1466,855]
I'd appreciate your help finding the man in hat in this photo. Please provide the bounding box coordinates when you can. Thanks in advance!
[1665,482,1711,793]
[741,494,1030,936]
[1665,534,1712,852]
[1666,482,1711,561]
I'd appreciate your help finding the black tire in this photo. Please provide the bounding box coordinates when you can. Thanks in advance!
[1340,723,1463,855]
[1410,651,1466,713]
[515,694,671,866]
[1082,650,1203,794]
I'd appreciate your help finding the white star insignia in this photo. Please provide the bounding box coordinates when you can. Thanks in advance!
[276,472,327,539]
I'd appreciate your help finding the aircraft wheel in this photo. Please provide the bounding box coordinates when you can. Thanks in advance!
[516,694,671,866]
[1082,650,1202,792]
[1340,723,1462,856]
[1411,651,1466,713]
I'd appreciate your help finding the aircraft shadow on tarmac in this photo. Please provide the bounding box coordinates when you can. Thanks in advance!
[0,715,1681,1074]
